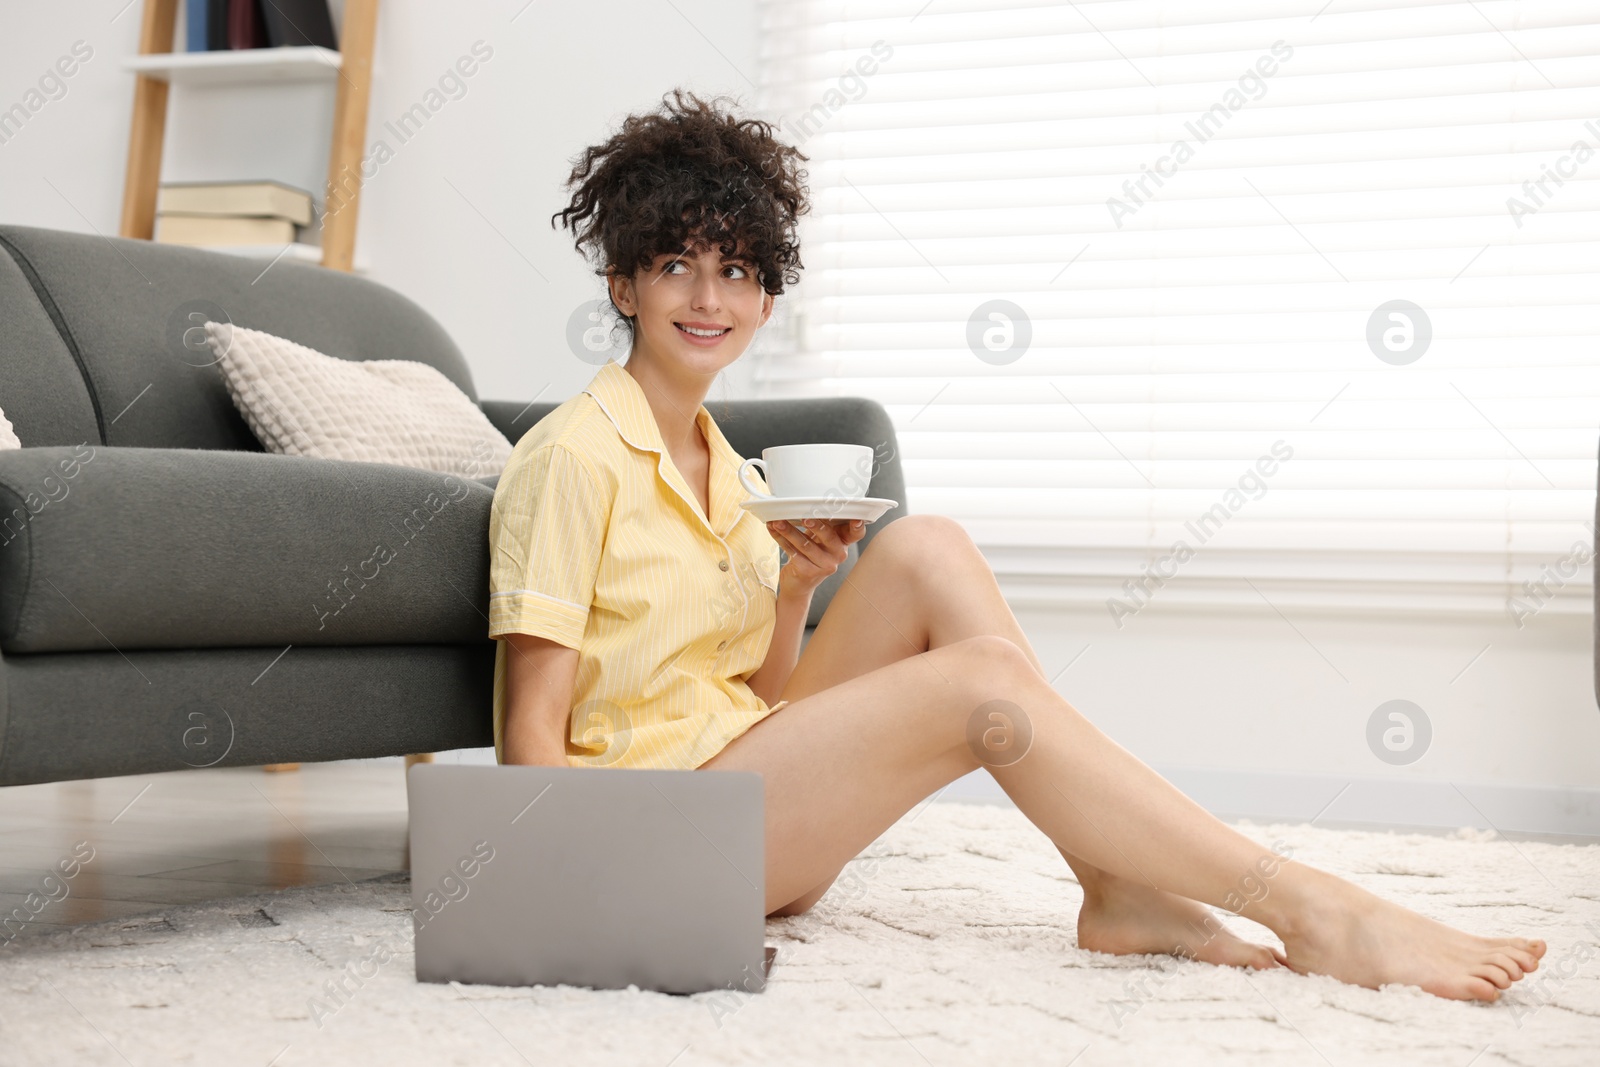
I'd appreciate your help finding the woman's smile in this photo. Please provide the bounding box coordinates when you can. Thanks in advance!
[674,320,733,345]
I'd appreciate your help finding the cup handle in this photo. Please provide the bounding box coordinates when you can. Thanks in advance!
[738,457,772,498]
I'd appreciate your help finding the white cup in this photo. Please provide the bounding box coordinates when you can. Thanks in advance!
[738,443,875,501]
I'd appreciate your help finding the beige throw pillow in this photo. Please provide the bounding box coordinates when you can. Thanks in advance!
[204,322,512,479]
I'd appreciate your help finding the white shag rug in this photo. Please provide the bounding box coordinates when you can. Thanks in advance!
[2,802,1597,1066]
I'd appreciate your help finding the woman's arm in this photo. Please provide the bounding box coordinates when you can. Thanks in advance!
[743,582,813,707]
[743,517,867,707]
[501,632,580,766]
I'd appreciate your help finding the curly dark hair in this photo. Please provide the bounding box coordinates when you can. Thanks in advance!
[551,88,810,323]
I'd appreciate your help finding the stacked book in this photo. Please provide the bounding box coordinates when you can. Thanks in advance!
[154,181,316,249]
[186,0,338,52]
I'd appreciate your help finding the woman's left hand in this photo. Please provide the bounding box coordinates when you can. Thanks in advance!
[765,517,866,594]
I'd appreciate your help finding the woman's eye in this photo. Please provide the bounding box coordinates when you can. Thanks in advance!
[658,258,752,279]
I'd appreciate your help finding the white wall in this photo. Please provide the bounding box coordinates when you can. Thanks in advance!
[3,2,1596,832]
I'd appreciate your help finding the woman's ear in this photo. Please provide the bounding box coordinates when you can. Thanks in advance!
[607,267,637,318]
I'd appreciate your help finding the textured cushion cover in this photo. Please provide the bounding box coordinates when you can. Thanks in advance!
[205,322,512,478]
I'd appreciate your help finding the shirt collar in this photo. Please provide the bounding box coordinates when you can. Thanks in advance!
[582,358,748,540]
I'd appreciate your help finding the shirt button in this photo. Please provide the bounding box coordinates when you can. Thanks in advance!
[716,640,727,650]
[718,559,729,571]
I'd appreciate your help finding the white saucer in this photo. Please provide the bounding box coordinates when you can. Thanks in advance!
[739,495,899,524]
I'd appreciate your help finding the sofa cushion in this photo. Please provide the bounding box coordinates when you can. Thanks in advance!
[206,322,512,477]
[0,446,495,654]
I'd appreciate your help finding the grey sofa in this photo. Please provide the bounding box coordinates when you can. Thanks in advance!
[0,225,906,787]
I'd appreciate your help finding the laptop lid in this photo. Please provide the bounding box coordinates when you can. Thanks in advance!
[407,764,767,995]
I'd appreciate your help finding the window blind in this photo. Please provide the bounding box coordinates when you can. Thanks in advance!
[753,0,1600,616]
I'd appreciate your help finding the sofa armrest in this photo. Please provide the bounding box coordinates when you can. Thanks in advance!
[0,446,494,654]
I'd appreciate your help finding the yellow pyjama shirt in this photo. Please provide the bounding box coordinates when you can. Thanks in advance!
[487,358,791,769]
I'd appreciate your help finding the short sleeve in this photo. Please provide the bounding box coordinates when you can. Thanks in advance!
[487,443,609,650]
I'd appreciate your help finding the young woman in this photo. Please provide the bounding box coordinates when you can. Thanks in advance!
[489,89,1545,1003]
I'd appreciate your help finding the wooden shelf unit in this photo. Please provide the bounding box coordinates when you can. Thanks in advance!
[125,44,343,84]
[118,0,379,273]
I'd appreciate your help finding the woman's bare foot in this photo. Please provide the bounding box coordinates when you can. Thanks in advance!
[1274,864,1546,1002]
[1078,878,1285,971]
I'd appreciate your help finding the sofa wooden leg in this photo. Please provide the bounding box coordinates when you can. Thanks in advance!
[405,753,435,768]
[263,763,300,772]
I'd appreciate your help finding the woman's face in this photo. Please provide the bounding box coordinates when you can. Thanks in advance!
[608,241,774,376]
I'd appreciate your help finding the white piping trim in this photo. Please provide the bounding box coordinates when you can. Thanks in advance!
[489,589,587,612]
[582,387,654,454]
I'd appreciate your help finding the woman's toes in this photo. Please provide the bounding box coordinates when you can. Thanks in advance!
[1486,952,1524,981]
[1473,963,1513,991]
[1462,975,1502,1002]
[1493,938,1544,970]
[1503,936,1548,959]
[1244,945,1282,971]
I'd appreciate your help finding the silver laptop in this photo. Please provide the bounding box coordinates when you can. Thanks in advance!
[407,763,772,995]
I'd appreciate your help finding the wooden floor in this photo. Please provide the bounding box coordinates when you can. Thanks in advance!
[0,761,430,943]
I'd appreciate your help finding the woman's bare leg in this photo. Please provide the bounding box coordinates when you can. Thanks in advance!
[703,526,1546,1002]
[762,515,1282,968]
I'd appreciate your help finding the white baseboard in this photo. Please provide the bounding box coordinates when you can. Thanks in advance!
[938,765,1600,841]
